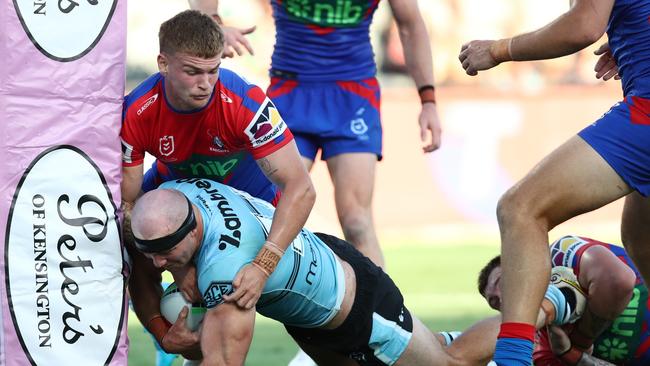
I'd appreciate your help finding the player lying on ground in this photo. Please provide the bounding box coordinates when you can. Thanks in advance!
[477,235,650,365]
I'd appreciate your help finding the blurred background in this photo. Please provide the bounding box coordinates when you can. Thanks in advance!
[125,1,625,364]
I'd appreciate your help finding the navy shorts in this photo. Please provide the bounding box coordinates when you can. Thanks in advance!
[285,233,413,366]
[267,77,383,161]
[579,96,650,196]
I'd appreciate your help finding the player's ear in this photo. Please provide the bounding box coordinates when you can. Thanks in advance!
[157,54,169,76]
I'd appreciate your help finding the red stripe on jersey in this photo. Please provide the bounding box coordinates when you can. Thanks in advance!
[246,86,267,104]
[336,78,380,109]
[629,96,650,125]
[635,334,650,359]
[307,24,335,35]
[267,77,298,99]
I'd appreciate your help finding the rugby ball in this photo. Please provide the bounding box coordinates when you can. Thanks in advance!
[160,282,207,331]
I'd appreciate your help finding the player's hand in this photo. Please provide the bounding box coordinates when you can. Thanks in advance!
[548,325,572,356]
[161,306,201,356]
[594,42,620,81]
[222,25,256,58]
[419,102,442,153]
[223,263,267,309]
[458,40,500,76]
[170,265,202,303]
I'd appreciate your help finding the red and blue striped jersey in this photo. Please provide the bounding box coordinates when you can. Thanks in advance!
[120,68,292,203]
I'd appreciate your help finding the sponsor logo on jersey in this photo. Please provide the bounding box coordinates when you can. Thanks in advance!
[245,98,287,147]
[14,0,117,61]
[136,94,158,116]
[159,135,174,157]
[207,129,228,153]
[282,0,370,27]
[6,146,123,364]
[593,285,647,362]
[220,91,233,103]
[203,282,234,308]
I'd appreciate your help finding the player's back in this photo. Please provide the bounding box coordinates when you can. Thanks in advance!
[163,178,346,328]
[607,0,650,97]
[269,0,380,81]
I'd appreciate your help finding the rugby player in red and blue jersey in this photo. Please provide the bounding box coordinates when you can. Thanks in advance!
[120,10,315,358]
[190,0,441,270]
[460,1,650,364]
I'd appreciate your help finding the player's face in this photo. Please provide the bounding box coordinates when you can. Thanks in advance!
[483,266,502,311]
[159,51,222,111]
[146,232,197,271]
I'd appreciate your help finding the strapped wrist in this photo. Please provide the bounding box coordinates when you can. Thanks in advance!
[418,85,436,105]
[559,346,584,366]
[252,241,284,277]
[489,38,513,63]
[146,315,171,348]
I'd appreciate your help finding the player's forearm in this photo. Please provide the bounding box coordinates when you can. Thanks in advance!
[127,247,165,326]
[397,17,435,89]
[188,0,219,15]
[504,5,605,62]
[266,176,315,252]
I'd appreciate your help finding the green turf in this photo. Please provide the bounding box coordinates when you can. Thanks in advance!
[127,241,500,365]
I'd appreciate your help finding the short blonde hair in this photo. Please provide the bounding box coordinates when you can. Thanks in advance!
[159,10,224,58]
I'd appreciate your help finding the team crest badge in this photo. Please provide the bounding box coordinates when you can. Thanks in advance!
[159,135,175,156]
[203,282,234,308]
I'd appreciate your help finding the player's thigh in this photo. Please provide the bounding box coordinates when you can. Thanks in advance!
[503,135,631,226]
[292,338,359,366]
[621,193,650,267]
[326,153,377,210]
[394,316,459,366]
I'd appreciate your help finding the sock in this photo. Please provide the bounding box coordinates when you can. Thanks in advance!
[493,322,535,366]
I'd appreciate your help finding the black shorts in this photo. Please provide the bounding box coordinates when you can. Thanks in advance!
[285,233,413,366]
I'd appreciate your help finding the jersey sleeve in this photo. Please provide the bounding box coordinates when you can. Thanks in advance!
[235,85,294,160]
[120,98,146,167]
[198,259,245,309]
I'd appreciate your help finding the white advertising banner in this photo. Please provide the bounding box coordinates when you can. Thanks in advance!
[1,0,128,365]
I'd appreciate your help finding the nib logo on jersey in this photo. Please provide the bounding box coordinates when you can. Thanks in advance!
[5,146,124,365]
[245,98,287,147]
[282,0,368,27]
[14,0,117,62]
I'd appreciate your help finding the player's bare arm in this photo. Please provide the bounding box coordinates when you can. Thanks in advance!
[459,0,615,76]
[224,141,315,309]
[188,0,256,57]
[388,0,441,153]
[200,303,256,366]
[571,245,636,350]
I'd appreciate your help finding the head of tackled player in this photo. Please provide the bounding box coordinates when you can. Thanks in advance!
[131,189,203,271]
[157,10,225,111]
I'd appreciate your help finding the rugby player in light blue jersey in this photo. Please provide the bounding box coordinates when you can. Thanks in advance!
[130,178,502,366]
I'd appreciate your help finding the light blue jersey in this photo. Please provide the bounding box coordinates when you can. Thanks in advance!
[159,178,346,328]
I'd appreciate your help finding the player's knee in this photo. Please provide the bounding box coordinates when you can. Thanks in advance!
[496,187,529,226]
[340,213,371,245]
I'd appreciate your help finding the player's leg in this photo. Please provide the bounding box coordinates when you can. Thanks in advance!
[326,153,384,267]
[495,135,630,363]
[291,338,359,366]
[621,193,650,284]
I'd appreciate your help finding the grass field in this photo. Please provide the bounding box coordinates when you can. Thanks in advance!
[127,240,500,365]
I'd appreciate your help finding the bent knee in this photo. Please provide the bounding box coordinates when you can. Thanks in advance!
[339,213,372,244]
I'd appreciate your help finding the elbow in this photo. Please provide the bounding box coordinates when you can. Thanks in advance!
[301,179,316,209]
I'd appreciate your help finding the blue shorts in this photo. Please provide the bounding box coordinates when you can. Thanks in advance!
[579,96,650,196]
[267,77,382,161]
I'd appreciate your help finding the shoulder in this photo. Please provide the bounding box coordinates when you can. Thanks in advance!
[123,73,163,122]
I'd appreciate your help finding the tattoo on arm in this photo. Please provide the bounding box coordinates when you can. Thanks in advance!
[258,158,278,177]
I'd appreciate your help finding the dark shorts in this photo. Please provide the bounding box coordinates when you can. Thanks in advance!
[578,96,650,196]
[285,233,413,366]
[267,78,383,161]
